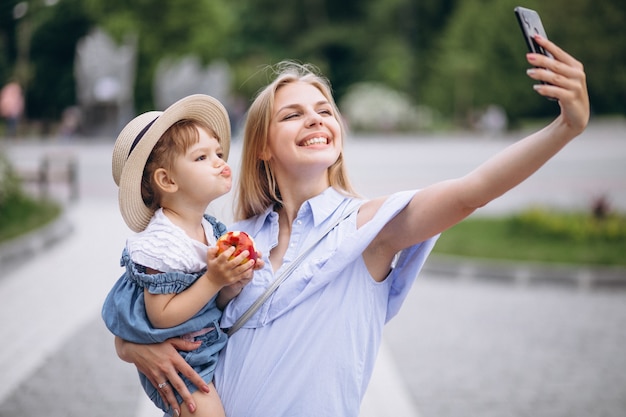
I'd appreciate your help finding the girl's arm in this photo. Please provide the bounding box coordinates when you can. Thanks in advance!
[145,246,256,328]
[363,35,589,281]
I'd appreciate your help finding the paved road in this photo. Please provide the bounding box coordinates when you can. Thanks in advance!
[1,118,625,417]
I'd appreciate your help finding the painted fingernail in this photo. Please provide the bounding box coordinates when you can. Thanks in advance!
[175,409,181,417]
[526,68,536,75]
[527,53,536,61]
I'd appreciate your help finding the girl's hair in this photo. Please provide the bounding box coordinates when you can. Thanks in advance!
[236,61,358,220]
[141,119,218,210]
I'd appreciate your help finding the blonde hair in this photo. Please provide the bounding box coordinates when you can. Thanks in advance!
[236,61,358,220]
[142,119,219,210]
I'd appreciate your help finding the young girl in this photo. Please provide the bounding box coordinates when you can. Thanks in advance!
[116,35,589,417]
[102,94,262,417]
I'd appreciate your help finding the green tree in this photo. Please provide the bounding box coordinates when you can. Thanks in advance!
[82,0,236,112]
[422,0,559,125]
[422,0,626,124]
[0,1,21,82]
[27,0,93,128]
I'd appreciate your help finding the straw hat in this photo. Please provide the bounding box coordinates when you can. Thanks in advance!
[112,94,231,232]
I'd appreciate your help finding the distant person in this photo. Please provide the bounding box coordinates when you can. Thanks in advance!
[479,104,508,136]
[116,36,589,417]
[101,94,262,417]
[0,81,24,138]
[58,106,81,139]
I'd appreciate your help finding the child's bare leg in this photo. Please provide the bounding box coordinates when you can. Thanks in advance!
[179,382,225,417]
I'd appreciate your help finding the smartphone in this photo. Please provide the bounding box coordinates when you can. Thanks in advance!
[514,6,556,98]
[514,6,553,59]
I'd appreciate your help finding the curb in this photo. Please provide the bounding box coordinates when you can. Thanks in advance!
[0,211,74,274]
[424,253,626,290]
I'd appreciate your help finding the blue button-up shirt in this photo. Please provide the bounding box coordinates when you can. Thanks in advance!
[216,187,438,416]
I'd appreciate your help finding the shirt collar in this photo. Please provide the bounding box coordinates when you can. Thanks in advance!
[239,187,354,235]
[306,187,350,227]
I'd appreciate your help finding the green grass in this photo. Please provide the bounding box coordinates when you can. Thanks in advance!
[433,209,626,267]
[0,194,61,243]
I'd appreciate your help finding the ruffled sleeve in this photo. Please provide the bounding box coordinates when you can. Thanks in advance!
[127,209,212,273]
[121,249,203,294]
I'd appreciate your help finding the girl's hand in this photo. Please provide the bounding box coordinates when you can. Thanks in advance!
[216,252,264,309]
[205,246,257,287]
[526,35,589,135]
[115,336,209,416]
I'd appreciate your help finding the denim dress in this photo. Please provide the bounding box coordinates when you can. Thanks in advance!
[102,211,228,414]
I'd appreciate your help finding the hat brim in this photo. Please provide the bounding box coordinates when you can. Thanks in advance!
[118,94,231,232]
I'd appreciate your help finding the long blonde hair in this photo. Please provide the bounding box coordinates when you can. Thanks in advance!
[236,61,358,220]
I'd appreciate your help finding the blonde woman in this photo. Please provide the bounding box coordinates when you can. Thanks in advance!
[117,36,588,417]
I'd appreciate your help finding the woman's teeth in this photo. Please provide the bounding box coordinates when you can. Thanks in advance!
[302,137,327,146]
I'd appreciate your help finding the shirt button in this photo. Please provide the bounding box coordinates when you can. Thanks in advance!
[296,220,302,225]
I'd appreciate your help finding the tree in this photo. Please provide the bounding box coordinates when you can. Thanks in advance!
[82,0,236,112]
[27,0,93,127]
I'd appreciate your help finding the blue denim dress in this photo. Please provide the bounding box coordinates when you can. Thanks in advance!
[102,215,228,414]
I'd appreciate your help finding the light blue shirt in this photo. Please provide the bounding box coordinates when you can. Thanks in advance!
[216,187,438,417]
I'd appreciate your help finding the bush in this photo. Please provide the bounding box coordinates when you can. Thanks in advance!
[509,206,626,242]
[0,153,61,243]
[434,206,626,266]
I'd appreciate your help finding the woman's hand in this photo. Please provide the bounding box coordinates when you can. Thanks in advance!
[526,35,589,135]
[115,336,210,416]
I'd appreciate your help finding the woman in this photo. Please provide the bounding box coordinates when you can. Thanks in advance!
[116,35,589,417]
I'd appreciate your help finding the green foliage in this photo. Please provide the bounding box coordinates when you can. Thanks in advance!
[81,0,236,111]
[509,207,626,242]
[0,152,22,205]
[0,153,61,243]
[422,0,557,124]
[2,0,625,129]
[27,0,94,122]
[434,208,626,266]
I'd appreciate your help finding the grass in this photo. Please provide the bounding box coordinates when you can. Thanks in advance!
[0,151,62,244]
[434,208,626,267]
[0,193,61,243]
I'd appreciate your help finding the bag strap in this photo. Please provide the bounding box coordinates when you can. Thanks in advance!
[225,203,360,337]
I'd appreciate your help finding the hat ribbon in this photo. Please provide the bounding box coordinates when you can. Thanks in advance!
[128,116,159,157]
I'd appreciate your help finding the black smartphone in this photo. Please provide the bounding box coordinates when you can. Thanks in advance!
[515,6,556,99]
[514,6,552,59]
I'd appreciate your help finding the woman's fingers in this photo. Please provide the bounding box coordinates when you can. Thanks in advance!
[169,339,212,395]
[526,35,589,133]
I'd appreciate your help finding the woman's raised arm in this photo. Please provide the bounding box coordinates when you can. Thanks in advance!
[364,35,589,277]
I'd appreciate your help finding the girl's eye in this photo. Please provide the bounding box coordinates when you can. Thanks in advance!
[195,154,206,161]
[217,152,224,160]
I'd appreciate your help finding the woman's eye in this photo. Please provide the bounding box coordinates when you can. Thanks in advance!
[319,109,332,116]
[283,113,299,120]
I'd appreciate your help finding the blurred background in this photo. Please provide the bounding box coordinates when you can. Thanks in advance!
[1,2,626,417]
[0,0,625,139]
